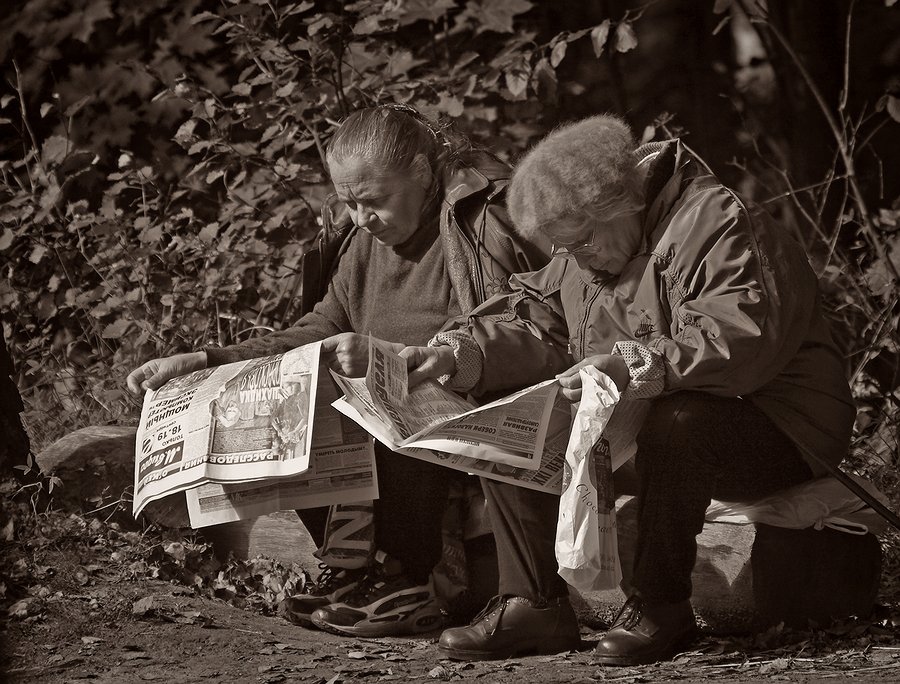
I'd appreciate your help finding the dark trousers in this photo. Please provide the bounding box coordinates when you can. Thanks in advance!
[483,392,813,603]
[298,441,453,584]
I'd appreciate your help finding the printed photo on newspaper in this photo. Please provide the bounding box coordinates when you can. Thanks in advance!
[133,342,323,518]
[330,337,559,471]
[183,367,378,527]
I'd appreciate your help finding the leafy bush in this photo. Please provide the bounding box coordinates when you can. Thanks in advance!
[1,0,897,506]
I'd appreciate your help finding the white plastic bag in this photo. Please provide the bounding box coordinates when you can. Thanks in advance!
[555,367,623,592]
[705,474,890,536]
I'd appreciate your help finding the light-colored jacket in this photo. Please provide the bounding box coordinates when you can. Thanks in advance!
[450,140,855,474]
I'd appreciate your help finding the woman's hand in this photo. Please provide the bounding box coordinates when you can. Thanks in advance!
[321,333,404,377]
[401,345,456,388]
[126,351,208,395]
[555,353,630,402]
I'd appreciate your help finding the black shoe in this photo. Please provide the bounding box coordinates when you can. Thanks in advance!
[593,595,697,666]
[278,564,366,629]
[438,595,581,661]
[310,562,444,638]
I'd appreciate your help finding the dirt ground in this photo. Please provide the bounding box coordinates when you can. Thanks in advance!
[3,490,900,683]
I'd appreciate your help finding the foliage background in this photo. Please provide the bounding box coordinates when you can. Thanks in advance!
[0,0,898,502]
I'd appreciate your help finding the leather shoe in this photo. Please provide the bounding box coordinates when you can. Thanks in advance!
[594,595,697,666]
[438,594,581,661]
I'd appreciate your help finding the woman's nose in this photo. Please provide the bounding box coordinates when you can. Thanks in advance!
[355,208,374,227]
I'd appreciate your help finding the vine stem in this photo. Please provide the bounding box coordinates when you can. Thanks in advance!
[747,4,898,282]
[11,60,43,193]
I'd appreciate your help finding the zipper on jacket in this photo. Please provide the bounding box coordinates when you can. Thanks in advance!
[578,285,603,360]
[448,206,487,304]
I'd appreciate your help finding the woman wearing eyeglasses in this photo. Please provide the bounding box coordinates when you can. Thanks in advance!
[402,115,855,665]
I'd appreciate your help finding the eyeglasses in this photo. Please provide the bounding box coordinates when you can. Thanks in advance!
[550,228,602,258]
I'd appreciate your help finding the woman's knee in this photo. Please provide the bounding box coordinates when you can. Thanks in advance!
[637,392,712,452]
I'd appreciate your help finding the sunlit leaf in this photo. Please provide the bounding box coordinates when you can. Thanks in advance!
[887,95,900,123]
[29,244,48,264]
[199,222,220,243]
[101,318,132,339]
[41,135,69,165]
[550,40,567,68]
[40,102,53,118]
[505,68,529,99]
[0,229,13,251]
[275,82,296,97]
[590,21,610,58]
[614,21,638,53]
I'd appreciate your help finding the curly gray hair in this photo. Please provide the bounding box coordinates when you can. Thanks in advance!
[507,114,646,239]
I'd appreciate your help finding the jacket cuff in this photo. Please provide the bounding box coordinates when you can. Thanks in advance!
[611,340,665,399]
[203,346,229,368]
[428,330,483,392]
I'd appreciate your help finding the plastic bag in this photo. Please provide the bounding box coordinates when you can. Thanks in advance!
[705,474,890,536]
[555,368,623,592]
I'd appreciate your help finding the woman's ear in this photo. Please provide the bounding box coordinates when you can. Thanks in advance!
[411,153,433,190]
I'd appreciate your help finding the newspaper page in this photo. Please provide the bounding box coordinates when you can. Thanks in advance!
[183,367,378,527]
[133,343,322,518]
[330,337,558,470]
[398,392,573,494]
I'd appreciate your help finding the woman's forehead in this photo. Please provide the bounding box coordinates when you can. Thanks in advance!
[329,157,401,195]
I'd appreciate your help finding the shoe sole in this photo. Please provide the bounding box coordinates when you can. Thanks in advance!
[439,636,582,662]
[311,601,445,638]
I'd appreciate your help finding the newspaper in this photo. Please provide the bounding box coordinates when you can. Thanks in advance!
[133,342,376,526]
[330,337,650,495]
[183,366,378,527]
[331,337,559,472]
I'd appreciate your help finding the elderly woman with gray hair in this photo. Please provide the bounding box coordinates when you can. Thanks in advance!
[404,115,855,665]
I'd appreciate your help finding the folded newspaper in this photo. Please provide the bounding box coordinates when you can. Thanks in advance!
[329,337,573,493]
[133,342,377,527]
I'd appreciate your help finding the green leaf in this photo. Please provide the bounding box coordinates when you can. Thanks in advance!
[232,83,252,96]
[0,229,13,251]
[590,21,610,58]
[40,102,53,118]
[614,21,638,53]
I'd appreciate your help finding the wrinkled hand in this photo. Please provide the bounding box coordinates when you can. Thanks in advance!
[555,353,630,402]
[126,351,208,395]
[321,333,404,377]
[401,345,456,388]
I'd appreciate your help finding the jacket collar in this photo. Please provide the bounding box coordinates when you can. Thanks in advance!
[442,152,509,208]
